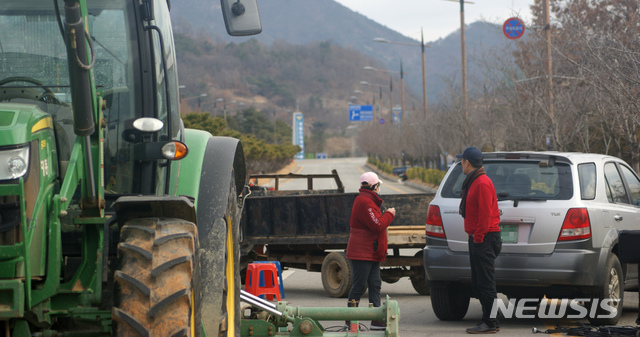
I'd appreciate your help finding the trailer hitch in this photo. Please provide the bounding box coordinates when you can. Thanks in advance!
[240,290,400,336]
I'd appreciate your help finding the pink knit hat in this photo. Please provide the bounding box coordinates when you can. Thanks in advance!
[360,172,382,186]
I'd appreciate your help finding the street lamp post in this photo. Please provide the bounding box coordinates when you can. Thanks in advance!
[182,93,209,112]
[360,81,384,120]
[364,66,405,123]
[178,85,186,103]
[215,98,225,121]
[273,110,277,144]
[373,32,430,119]
[400,62,404,123]
[198,93,208,111]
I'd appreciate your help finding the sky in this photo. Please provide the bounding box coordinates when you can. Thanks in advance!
[333,0,536,42]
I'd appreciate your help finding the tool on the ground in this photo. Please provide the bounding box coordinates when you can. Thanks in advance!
[240,290,400,336]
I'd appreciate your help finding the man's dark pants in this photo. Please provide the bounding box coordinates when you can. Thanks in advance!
[469,232,502,327]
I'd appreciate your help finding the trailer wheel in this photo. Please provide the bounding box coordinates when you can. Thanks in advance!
[410,251,430,295]
[113,218,199,337]
[431,284,470,321]
[321,252,353,298]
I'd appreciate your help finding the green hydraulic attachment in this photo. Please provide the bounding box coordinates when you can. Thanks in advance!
[240,290,400,337]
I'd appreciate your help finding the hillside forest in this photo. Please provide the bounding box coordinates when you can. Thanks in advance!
[175,33,422,163]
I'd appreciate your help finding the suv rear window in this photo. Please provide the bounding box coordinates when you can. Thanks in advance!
[441,161,573,200]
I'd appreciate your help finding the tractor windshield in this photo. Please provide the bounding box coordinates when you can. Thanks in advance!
[0,0,178,196]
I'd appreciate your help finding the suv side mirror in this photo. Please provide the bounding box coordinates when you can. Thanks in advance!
[220,0,262,36]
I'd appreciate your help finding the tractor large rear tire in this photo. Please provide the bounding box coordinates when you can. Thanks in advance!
[113,218,199,337]
[218,174,241,337]
[197,172,242,337]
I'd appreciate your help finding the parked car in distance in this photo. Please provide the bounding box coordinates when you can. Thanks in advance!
[392,165,411,180]
[423,151,639,325]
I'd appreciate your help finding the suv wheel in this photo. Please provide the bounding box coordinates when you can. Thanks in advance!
[431,284,470,320]
[587,254,623,326]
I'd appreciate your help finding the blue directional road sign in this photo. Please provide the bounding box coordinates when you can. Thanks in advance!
[392,106,402,124]
[292,112,304,160]
[503,17,525,40]
[349,105,374,121]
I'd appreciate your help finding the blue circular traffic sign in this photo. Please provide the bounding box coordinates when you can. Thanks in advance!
[379,118,385,124]
[503,17,525,40]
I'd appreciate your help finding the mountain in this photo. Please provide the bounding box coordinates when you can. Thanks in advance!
[170,0,509,104]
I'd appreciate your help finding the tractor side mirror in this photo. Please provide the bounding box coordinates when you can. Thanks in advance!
[220,0,262,36]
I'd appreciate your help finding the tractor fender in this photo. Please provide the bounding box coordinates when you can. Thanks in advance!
[178,130,245,234]
[196,135,245,236]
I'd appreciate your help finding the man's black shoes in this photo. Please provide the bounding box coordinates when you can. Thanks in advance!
[466,322,497,334]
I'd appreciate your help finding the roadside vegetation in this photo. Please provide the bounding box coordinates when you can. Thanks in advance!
[183,110,300,174]
[368,157,446,187]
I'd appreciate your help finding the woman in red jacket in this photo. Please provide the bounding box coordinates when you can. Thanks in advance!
[345,172,396,331]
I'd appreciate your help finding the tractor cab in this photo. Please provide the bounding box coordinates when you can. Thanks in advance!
[0,0,181,199]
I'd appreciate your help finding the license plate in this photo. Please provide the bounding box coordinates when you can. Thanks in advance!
[500,224,518,243]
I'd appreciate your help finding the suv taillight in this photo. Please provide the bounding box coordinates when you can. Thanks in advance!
[426,205,446,238]
[558,208,591,241]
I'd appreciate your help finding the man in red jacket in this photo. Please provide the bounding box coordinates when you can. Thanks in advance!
[458,147,502,334]
[345,172,396,331]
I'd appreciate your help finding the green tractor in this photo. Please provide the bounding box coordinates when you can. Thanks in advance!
[0,0,261,336]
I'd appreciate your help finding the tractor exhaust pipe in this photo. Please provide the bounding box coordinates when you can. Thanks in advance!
[240,290,282,316]
[64,0,97,203]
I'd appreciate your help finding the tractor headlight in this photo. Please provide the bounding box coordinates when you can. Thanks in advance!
[8,156,27,178]
[0,145,30,180]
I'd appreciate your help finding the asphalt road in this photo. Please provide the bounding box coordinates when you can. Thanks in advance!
[271,157,425,194]
[251,157,640,336]
[279,268,639,337]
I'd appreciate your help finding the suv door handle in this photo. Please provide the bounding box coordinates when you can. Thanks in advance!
[614,214,623,221]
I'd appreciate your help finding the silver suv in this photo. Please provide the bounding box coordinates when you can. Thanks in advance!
[423,151,639,325]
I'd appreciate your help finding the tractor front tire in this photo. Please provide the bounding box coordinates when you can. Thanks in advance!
[113,218,199,337]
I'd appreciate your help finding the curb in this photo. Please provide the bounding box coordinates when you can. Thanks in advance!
[404,181,437,194]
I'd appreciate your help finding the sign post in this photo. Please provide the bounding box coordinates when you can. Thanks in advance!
[503,17,525,40]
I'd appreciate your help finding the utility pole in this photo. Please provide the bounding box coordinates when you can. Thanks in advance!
[421,29,427,119]
[459,0,468,140]
[545,0,554,149]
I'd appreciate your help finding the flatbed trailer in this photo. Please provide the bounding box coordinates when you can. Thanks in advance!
[240,170,435,297]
